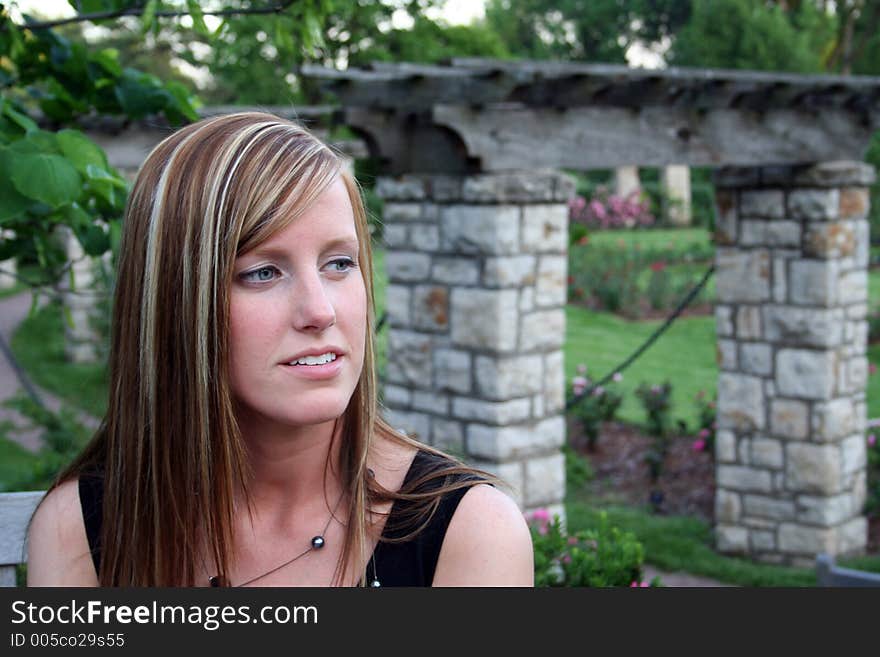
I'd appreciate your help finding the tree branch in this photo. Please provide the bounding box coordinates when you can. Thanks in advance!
[13,0,297,31]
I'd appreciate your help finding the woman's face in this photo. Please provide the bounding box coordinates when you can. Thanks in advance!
[228,177,367,434]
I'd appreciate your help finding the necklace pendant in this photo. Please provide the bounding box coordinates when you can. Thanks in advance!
[209,575,225,587]
[371,579,381,587]
[311,535,325,549]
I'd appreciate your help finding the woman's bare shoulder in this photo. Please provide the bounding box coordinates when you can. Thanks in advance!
[432,483,534,587]
[27,478,98,586]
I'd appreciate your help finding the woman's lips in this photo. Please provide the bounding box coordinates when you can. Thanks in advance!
[280,356,344,380]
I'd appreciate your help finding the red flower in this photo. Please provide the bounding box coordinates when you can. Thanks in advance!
[650,260,666,273]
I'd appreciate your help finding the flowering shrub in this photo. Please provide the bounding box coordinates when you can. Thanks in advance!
[527,509,659,587]
[691,390,717,456]
[568,365,624,451]
[635,381,675,484]
[569,186,655,230]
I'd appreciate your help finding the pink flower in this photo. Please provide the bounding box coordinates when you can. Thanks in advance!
[630,581,649,588]
[531,508,550,522]
[592,385,605,397]
[869,434,877,447]
[561,555,572,564]
[698,428,710,439]
[572,376,588,396]
[567,536,578,546]
[870,363,878,376]
[576,364,587,375]
[612,372,623,383]
[589,199,607,221]
[692,438,706,452]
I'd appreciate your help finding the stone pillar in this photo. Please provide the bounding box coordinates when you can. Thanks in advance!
[0,230,16,290]
[614,165,640,199]
[713,161,874,567]
[56,226,101,364]
[662,164,692,226]
[376,171,574,520]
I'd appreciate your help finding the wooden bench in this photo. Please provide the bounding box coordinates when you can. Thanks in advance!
[815,553,880,587]
[0,491,44,587]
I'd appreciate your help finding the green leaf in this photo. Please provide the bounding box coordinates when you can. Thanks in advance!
[57,130,109,175]
[2,105,38,134]
[0,149,33,222]
[67,204,110,257]
[187,0,210,37]
[11,153,81,208]
[140,0,159,35]
[114,69,168,118]
[85,164,127,208]
[93,48,123,77]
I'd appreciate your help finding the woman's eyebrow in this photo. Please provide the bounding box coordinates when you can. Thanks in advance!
[322,236,360,252]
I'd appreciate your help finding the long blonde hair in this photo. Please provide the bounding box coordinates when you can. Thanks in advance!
[52,111,492,586]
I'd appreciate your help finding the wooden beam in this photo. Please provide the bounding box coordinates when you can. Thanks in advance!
[432,104,877,171]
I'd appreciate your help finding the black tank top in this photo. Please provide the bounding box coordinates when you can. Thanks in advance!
[78,450,483,586]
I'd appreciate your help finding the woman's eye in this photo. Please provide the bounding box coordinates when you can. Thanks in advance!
[327,258,355,273]
[241,266,278,283]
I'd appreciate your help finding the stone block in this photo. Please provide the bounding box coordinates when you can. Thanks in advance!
[431,257,480,285]
[450,288,519,351]
[382,224,408,248]
[811,398,856,442]
[789,260,839,306]
[743,494,795,520]
[412,390,450,415]
[524,452,566,506]
[473,460,524,506]
[535,256,567,308]
[717,339,737,370]
[713,190,738,246]
[519,287,534,312]
[475,354,544,401]
[544,351,565,413]
[383,202,424,221]
[432,419,464,454]
[740,190,785,219]
[838,270,868,305]
[376,177,426,201]
[716,305,734,337]
[715,489,741,523]
[789,189,840,221]
[841,433,866,475]
[483,255,536,287]
[461,171,575,203]
[412,285,449,331]
[736,306,763,339]
[804,221,856,259]
[411,225,440,252]
[776,349,835,399]
[716,525,749,553]
[715,249,771,303]
[797,493,856,526]
[385,285,412,327]
[766,221,801,248]
[853,220,870,268]
[751,437,784,468]
[773,256,787,302]
[770,398,809,440]
[441,205,520,255]
[763,306,843,347]
[382,408,430,442]
[520,309,566,351]
[383,384,411,407]
[466,416,565,460]
[385,252,431,282]
[739,220,766,246]
[785,443,841,494]
[521,205,568,253]
[740,343,772,376]
[433,348,472,394]
[717,465,773,493]
[532,394,544,418]
[716,430,737,462]
[718,373,765,431]
[838,355,868,396]
[839,188,869,220]
[792,161,876,187]
[778,523,835,555]
[836,516,868,555]
[751,531,776,551]
[452,397,532,424]
[386,330,433,386]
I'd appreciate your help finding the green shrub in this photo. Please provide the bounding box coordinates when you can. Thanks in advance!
[528,509,659,587]
[563,444,594,495]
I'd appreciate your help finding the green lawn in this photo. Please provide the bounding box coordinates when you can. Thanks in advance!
[587,227,712,251]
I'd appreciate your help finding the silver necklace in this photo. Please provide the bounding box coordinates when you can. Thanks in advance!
[209,491,345,588]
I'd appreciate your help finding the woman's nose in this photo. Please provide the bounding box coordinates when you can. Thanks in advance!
[292,275,336,332]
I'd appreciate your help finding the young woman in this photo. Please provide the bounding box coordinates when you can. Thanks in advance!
[26,112,533,587]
